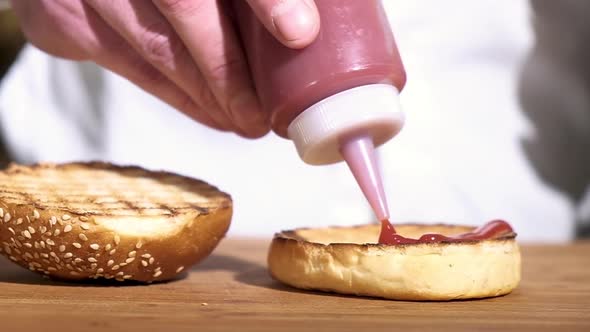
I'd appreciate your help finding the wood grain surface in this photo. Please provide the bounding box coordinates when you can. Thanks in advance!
[0,238,588,332]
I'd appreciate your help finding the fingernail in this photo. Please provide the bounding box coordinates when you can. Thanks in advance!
[272,0,318,43]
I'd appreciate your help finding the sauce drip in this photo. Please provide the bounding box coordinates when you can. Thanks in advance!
[378,219,514,245]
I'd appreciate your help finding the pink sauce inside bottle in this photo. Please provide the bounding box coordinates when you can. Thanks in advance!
[234,0,406,222]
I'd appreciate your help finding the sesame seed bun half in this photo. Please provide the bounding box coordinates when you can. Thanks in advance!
[0,162,232,283]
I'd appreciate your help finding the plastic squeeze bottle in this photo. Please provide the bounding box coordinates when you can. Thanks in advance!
[234,0,406,221]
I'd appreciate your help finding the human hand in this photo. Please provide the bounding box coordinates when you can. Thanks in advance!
[11,0,320,138]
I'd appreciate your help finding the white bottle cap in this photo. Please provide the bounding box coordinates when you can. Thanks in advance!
[287,84,404,165]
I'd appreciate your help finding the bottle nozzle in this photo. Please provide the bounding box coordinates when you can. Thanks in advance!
[339,132,390,221]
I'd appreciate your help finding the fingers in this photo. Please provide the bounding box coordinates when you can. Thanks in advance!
[82,0,235,132]
[245,0,320,49]
[10,0,89,60]
[78,1,224,130]
[11,0,223,130]
[153,0,270,138]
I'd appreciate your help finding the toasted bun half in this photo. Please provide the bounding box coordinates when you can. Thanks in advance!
[268,224,520,301]
[0,162,232,283]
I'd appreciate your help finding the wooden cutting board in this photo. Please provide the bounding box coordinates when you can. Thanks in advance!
[0,238,588,332]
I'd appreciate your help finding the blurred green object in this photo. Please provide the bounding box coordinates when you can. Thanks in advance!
[0,9,23,166]
[0,10,25,79]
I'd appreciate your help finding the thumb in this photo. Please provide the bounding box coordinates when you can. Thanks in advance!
[245,0,320,49]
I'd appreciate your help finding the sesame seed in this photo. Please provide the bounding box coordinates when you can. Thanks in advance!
[50,216,57,226]
[116,271,124,276]
[80,216,89,221]
[47,267,57,272]
[40,241,46,249]
[128,251,136,258]
[50,252,57,258]
[70,271,80,276]
[63,225,73,233]
[74,258,83,263]
[24,243,33,248]
[54,257,60,263]
[41,253,49,258]
[0,208,3,217]
[16,218,23,225]
[14,249,21,254]
[97,268,104,273]
[80,224,90,230]
[33,210,40,219]
[111,265,120,271]
[4,212,11,223]
[91,263,98,269]
[125,257,135,264]
[114,235,120,245]
[64,253,73,258]
[59,245,66,252]
[153,271,162,278]
[109,249,116,255]
[79,234,88,242]
[8,227,15,235]
[88,257,98,263]
[120,262,127,267]
[39,226,47,233]
[25,216,30,223]
[123,275,132,279]
[23,230,32,239]
[141,254,151,258]
[9,256,18,261]
[28,226,35,234]
[24,252,33,259]
[149,257,155,265]
[42,259,51,264]
[135,242,143,249]
[105,244,112,251]
[155,267,162,272]
[90,244,100,250]
[141,260,148,267]
[44,232,51,237]
[176,266,185,273]
[46,239,55,246]
[66,264,73,270]
[62,214,71,221]
[4,247,11,255]
[107,260,114,267]
[72,243,82,249]
[53,229,60,236]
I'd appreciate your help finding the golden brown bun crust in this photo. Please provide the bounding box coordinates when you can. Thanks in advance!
[268,224,520,301]
[0,162,232,282]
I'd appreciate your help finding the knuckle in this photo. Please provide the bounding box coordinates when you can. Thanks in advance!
[138,22,182,69]
[206,56,247,86]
